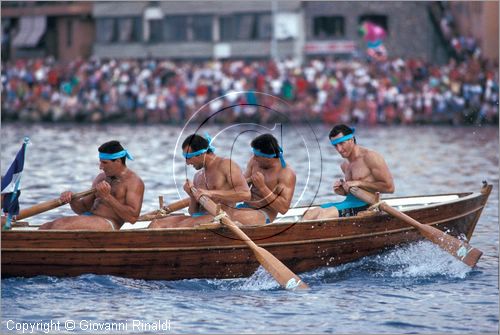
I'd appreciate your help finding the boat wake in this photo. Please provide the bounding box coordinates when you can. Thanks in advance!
[305,240,473,286]
[376,241,472,279]
[222,268,281,291]
[167,241,474,291]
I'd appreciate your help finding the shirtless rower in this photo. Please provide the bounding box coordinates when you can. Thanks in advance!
[303,124,394,220]
[39,140,144,230]
[229,133,296,225]
[149,133,251,228]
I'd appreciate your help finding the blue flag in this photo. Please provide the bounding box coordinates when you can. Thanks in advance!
[1,137,29,216]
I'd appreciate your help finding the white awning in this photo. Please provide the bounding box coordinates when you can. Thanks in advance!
[12,16,46,48]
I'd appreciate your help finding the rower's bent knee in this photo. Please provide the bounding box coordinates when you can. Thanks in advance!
[303,208,319,220]
[38,222,53,230]
[148,220,160,228]
[39,219,61,230]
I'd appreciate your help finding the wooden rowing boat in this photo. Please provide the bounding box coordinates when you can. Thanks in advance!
[1,183,492,280]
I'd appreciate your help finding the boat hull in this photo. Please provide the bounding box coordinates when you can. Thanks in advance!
[1,185,492,280]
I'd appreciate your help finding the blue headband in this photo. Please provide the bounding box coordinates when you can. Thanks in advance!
[183,133,216,159]
[99,149,134,161]
[330,128,355,146]
[252,147,287,168]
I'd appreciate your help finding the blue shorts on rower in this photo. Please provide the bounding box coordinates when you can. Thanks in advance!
[320,194,369,217]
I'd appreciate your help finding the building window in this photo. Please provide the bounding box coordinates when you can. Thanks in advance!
[192,15,212,41]
[164,15,212,42]
[132,17,142,42]
[164,16,187,41]
[313,16,345,38]
[220,13,271,41]
[117,17,142,42]
[148,19,163,42]
[358,15,388,33]
[235,14,257,40]
[66,20,73,47]
[257,13,272,39]
[96,18,116,43]
[220,16,234,41]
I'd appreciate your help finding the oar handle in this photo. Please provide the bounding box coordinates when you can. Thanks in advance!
[347,187,378,204]
[190,177,251,213]
[349,186,483,267]
[15,188,96,221]
[163,198,191,213]
[349,186,441,231]
[137,198,191,221]
[137,178,253,222]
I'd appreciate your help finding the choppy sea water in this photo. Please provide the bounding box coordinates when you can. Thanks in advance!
[1,123,498,334]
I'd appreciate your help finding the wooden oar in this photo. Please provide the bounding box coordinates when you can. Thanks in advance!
[349,186,483,267]
[14,188,96,221]
[191,186,309,290]
[138,178,254,222]
[137,198,190,221]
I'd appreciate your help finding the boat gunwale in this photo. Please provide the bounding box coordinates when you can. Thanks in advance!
[2,203,484,253]
[3,190,479,234]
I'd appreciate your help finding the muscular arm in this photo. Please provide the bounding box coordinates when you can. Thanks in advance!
[208,159,251,203]
[187,173,204,215]
[334,162,349,196]
[99,177,145,224]
[243,158,254,180]
[252,169,296,214]
[69,195,94,214]
[351,152,394,193]
[67,175,103,214]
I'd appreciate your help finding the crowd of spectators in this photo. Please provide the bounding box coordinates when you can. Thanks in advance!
[436,3,481,62]
[1,54,498,125]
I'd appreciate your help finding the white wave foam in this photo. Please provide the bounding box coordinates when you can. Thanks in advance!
[378,241,471,279]
[235,267,280,290]
[214,267,280,291]
[303,241,473,283]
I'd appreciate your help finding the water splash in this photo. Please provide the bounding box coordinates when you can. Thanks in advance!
[202,267,280,291]
[377,241,472,279]
[302,241,472,285]
[232,267,280,291]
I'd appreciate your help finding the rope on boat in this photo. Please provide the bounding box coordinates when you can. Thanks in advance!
[212,211,227,224]
[158,208,168,216]
[136,208,169,221]
[368,200,385,211]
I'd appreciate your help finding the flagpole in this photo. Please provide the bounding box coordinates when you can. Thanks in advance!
[3,137,30,230]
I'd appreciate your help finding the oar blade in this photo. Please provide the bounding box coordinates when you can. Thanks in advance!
[253,246,309,290]
[221,218,309,290]
[421,226,483,267]
[461,247,483,268]
[192,186,309,290]
[352,187,484,268]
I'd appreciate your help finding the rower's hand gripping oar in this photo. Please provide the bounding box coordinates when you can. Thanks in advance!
[349,186,483,267]
[137,198,191,221]
[138,178,254,222]
[190,186,309,290]
[14,189,96,221]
